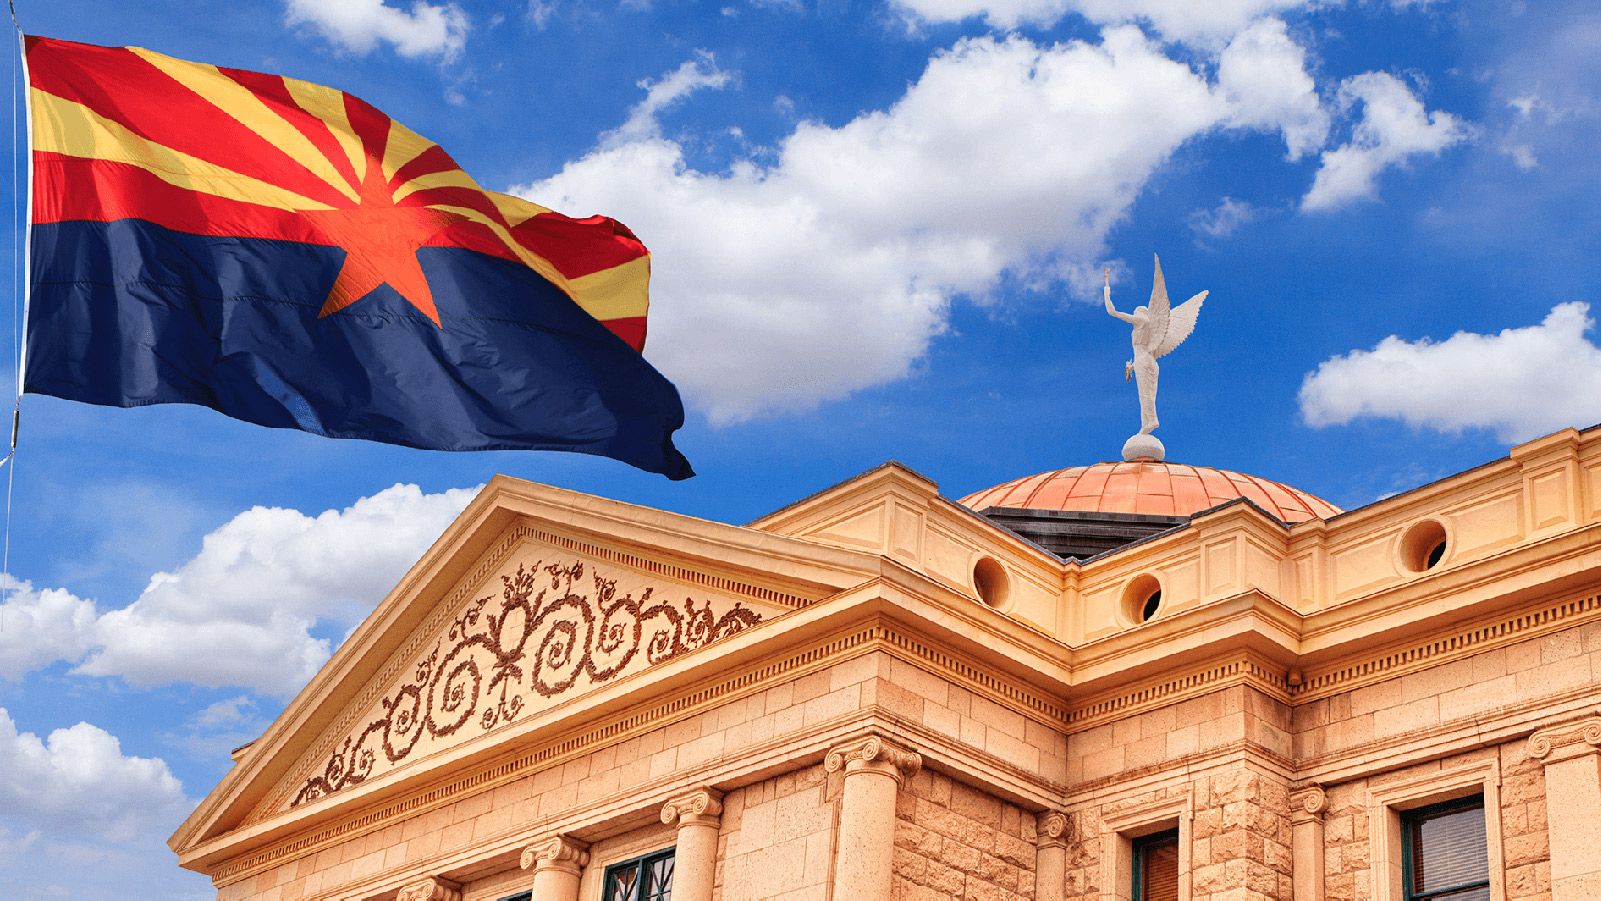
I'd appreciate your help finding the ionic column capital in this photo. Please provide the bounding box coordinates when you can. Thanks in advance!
[662,788,725,828]
[1527,717,1601,764]
[1290,786,1329,825]
[1036,811,1069,850]
[824,734,922,786]
[397,876,462,901]
[520,834,591,875]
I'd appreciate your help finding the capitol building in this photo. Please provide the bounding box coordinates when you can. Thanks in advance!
[172,423,1601,901]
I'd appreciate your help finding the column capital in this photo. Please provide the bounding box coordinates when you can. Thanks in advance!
[397,876,462,901]
[1528,717,1601,764]
[1290,785,1329,825]
[1036,811,1069,850]
[520,834,591,874]
[662,788,725,828]
[824,734,922,785]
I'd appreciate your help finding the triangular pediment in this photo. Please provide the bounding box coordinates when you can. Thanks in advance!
[173,475,876,860]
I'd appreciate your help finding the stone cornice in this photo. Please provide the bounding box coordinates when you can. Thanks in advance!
[661,789,724,828]
[1527,716,1601,764]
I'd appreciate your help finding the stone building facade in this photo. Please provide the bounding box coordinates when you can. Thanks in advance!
[173,426,1601,901]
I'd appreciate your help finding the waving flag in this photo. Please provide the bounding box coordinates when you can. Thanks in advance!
[25,36,692,479]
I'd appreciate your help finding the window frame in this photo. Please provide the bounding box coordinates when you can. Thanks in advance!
[1400,795,1491,901]
[601,847,676,901]
[1099,791,1192,901]
[1131,828,1181,901]
[1367,758,1505,901]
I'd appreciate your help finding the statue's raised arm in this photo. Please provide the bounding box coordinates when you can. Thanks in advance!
[1103,268,1135,324]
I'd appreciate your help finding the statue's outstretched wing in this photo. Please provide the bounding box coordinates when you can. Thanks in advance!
[1154,290,1207,359]
[1144,255,1171,353]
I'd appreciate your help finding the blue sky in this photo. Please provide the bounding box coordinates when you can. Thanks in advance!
[3,0,1599,896]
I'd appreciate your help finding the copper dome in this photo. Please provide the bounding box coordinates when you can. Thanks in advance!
[960,461,1341,524]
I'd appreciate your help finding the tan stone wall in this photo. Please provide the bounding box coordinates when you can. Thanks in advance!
[714,765,838,901]
[1059,766,1292,901]
[892,768,1037,901]
[1066,686,1291,786]
[1295,629,1599,762]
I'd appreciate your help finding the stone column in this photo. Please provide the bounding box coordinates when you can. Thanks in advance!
[1527,719,1601,901]
[520,834,590,901]
[397,876,462,901]
[661,788,725,901]
[1035,811,1069,901]
[824,734,923,900]
[1289,786,1328,901]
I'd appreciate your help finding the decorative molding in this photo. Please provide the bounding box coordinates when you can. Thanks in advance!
[254,524,804,821]
[396,876,462,901]
[520,834,590,873]
[1294,589,1601,702]
[1037,811,1069,849]
[1527,716,1601,763]
[291,557,762,807]
[1289,786,1327,825]
[661,788,724,827]
[1062,652,1289,732]
[824,734,922,785]
[1366,758,1505,901]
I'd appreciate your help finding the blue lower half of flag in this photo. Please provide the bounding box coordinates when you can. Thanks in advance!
[26,219,693,479]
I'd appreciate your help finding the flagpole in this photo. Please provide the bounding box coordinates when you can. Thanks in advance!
[2,0,25,627]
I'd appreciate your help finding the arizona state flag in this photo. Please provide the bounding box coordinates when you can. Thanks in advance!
[25,37,693,479]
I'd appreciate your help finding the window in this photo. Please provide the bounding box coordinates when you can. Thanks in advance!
[497,894,531,901]
[603,848,675,901]
[1402,797,1490,901]
[1132,829,1179,901]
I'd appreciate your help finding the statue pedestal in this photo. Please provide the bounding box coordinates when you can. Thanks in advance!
[1122,433,1165,462]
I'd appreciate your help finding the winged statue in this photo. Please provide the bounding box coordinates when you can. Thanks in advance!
[1104,255,1207,441]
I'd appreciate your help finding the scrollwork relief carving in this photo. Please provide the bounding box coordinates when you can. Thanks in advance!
[1037,811,1069,849]
[292,558,762,807]
[824,735,922,784]
[521,834,590,872]
[662,788,725,826]
[397,876,462,901]
[1527,717,1601,762]
[1290,786,1328,824]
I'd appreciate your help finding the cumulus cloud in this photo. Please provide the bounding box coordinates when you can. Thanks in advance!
[891,0,1310,43]
[1302,71,1469,211]
[74,483,479,697]
[285,0,468,59]
[609,52,733,146]
[1189,197,1259,239]
[0,579,98,681]
[522,28,1326,420]
[1218,19,1329,159]
[1299,302,1601,443]
[0,709,188,844]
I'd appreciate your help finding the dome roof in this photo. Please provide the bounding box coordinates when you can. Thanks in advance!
[960,461,1342,524]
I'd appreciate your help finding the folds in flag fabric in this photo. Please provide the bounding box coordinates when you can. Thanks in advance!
[25,36,693,479]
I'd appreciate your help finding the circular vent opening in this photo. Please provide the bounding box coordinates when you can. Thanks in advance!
[973,557,1010,608]
[1121,574,1164,625]
[1400,520,1449,573]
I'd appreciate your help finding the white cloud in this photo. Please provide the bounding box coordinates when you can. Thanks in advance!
[285,0,468,59]
[1218,18,1328,159]
[1302,71,1469,211]
[74,483,479,697]
[609,52,733,147]
[891,0,1311,43]
[0,709,188,844]
[1299,302,1601,443]
[1189,197,1259,239]
[523,28,1326,420]
[0,578,97,681]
